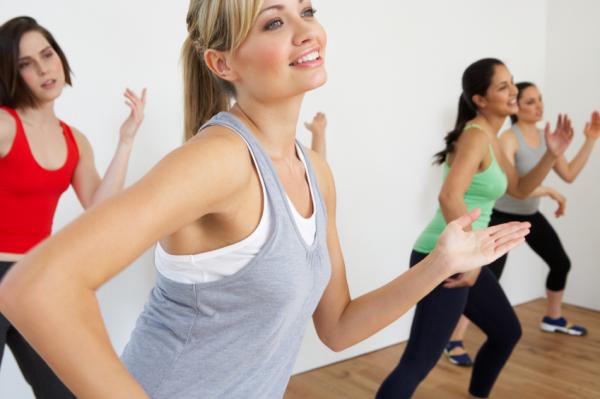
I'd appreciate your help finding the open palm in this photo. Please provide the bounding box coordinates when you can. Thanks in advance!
[584,111,600,140]
[544,114,573,157]
[434,209,530,275]
[120,88,147,142]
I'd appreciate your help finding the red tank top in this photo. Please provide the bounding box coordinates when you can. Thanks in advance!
[0,106,80,254]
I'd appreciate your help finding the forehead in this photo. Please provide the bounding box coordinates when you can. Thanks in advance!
[491,64,511,84]
[521,85,540,98]
[260,0,305,9]
[19,30,50,56]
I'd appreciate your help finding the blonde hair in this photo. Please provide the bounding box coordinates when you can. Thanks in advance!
[183,0,263,140]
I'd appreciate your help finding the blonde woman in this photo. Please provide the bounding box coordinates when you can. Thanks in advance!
[0,2,531,398]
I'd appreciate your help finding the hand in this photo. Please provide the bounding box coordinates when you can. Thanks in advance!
[433,208,530,275]
[547,188,566,218]
[304,112,327,136]
[544,114,573,158]
[119,88,147,144]
[443,268,481,289]
[584,111,600,140]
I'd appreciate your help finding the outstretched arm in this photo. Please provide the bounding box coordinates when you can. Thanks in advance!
[501,115,573,199]
[0,127,252,398]
[309,153,530,351]
[553,111,600,183]
[72,88,147,209]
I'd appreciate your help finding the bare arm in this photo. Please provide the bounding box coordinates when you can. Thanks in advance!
[304,112,327,158]
[553,111,600,183]
[500,115,573,199]
[309,151,530,351]
[72,89,146,208]
[529,186,566,218]
[0,127,253,398]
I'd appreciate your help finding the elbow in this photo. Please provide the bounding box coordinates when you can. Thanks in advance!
[322,337,347,353]
[563,175,575,184]
[438,190,460,210]
[317,330,348,353]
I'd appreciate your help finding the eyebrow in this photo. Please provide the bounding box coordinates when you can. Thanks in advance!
[258,0,305,16]
[18,46,52,61]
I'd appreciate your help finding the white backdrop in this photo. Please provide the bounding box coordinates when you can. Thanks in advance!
[1,1,596,398]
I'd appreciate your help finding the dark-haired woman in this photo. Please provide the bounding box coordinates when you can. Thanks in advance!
[0,16,145,398]
[448,84,599,361]
[376,59,573,399]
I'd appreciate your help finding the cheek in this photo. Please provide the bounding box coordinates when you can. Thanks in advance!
[19,69,38,89]
[239,40,288,75]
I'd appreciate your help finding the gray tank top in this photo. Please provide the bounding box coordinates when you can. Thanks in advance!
[122,112,332,398]
[494,124,546,215]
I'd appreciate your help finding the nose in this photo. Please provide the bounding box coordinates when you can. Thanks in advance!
[292,18,318,47]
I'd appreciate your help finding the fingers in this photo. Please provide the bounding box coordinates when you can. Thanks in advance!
[485,221,529,237]
[491,225,530,247]
[452,208,481,230]
[492,237,526,259]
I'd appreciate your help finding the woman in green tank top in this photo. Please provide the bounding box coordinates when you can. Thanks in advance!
[377,58,573,399]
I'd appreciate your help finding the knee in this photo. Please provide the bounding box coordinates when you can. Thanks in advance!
[493,318,522,351]
[547,256,571,291]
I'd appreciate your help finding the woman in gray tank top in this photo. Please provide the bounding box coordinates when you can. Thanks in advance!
[0,2,531,398]
[448,82,600,365]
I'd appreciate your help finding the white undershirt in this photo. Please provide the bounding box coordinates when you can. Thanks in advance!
[156,142,316,284]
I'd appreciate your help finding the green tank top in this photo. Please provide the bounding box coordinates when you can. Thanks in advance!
[413,125,508,253]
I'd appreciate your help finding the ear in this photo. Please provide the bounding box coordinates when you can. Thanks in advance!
[472,94,487,110]
[204,49,239,83]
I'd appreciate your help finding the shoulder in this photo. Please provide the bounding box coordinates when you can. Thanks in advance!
[455,125,492,157]
[69,126,91,148]
[174,124,256,188]
[499,128,519,151]
[0,108,17,136]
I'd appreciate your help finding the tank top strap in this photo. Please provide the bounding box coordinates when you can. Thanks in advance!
[199,112,289,213]
[510,123,528,149]
[59,121,81,164]
[463,123,485,132]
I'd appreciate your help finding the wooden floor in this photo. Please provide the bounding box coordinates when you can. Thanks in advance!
[285,299,600,398]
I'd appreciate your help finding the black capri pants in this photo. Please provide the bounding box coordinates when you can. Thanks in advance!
[486,209,571,291]
[376,251,522,398]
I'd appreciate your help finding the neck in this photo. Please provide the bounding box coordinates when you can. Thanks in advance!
[17,100,58,128]
[232,93,304,161]
[473,110,507,136]
[516,120,538,134]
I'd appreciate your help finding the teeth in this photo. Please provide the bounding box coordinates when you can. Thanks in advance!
[294,51,319,65]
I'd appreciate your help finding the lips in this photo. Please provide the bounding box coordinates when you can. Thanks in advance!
[290,48,321,66]
[41,79,57,89]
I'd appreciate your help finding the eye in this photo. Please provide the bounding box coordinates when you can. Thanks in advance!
[18,61,30,69]
[301,7,317,17]
[265,18,283,30]
[43,50,54,58]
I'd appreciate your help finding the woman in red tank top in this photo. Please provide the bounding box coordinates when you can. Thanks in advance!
[0,16,146,398]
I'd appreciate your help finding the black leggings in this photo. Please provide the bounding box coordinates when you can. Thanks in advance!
[0,261,75,399]
[376,251,521,398]
[486,209,571,291]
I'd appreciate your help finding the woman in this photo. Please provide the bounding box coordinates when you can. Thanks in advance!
[0,3,530,399]
[376,59,572,398]
[0,16,145,398]
[447,83,598,367]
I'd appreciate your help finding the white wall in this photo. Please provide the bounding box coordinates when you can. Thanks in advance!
[2,0,593,397]
[544,0,600,311]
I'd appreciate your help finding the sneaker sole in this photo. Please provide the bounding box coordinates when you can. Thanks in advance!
[540,322,586,336]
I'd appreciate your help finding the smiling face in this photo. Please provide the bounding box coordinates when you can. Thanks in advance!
[474,64,519,117]
[213,0,327,103]
[516,85,543,123]
[18,30,66,105]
